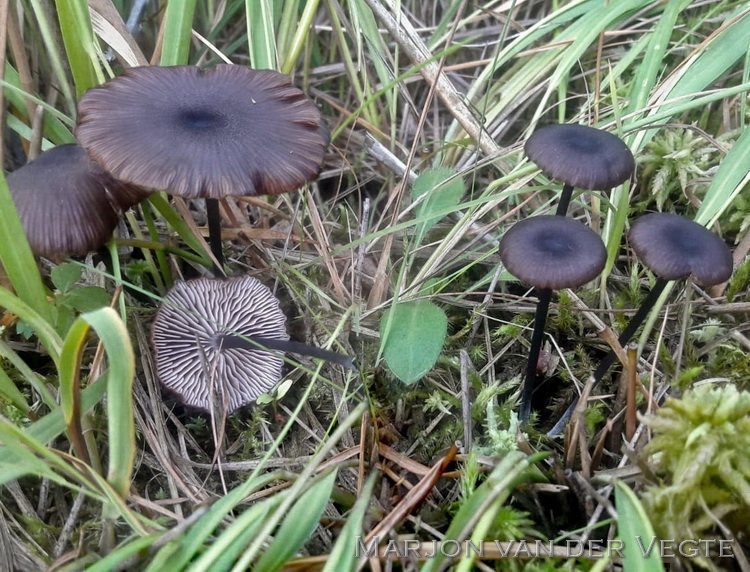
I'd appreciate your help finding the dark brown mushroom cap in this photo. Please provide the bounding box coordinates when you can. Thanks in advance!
[524,124,635,190]
[499,215,607,290]
[151,275,290,412]
[5,144,143,259]
[628,213,733,285]
[75,65,330,199]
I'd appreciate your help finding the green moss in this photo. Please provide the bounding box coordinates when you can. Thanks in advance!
[641,384,750,545]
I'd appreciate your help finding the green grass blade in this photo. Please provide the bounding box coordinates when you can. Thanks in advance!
[149,473,281,570]
[0,172,57,328]
[3,64,75,143]
[161,0,198,66]
[187,495,285,572]
[0,367,30,412]
[87,534,164,572]
[0,288,61,366]
[614,480,665,572]
[81,307,136,499]
[255,469,337,571]
[246,0,278,69]
[54,0,104,96]
[58,316,91,462]
[322,472,377,572]
[0,374,107,468]
[421,451,539,572]
[0,338,57,408]
[695,126,750,227]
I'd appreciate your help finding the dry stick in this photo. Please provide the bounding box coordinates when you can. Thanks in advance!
[548,277,670,435]
[459,350,473,450]
[625,342,638,440]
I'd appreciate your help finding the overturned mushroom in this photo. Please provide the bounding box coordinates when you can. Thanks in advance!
[152,275,353,412]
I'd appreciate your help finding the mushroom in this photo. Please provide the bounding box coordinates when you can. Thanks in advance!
[499,215,607,421]
[75,65,330,268]
[6,144,148,259]
[548,212,733,435]
[151,275,353,413]
[525,124,635,216]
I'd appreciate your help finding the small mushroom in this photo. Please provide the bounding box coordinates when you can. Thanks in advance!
[525,124,635,216]
[152,275,353,413]
[499,215,607,421]
[6,144,147,259]
[76,65,330,268]
[548,213,733,435]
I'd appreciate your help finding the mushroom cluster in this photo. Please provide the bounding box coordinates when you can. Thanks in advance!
[506,123,635,421]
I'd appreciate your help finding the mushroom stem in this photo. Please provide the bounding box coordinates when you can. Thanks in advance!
[206,198,224,272]
[218,334,356,370]
[520,288,552,422]
[554,183,575,217]
[547,277,669,435]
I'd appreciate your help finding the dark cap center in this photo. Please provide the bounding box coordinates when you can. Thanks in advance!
[178,107,229,131]
[537,232,574,257]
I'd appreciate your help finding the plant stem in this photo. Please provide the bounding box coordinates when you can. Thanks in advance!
[548,276,669,435]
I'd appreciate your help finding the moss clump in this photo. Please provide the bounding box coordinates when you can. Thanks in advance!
[641,384,750,546]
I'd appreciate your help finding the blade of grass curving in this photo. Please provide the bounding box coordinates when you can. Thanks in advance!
[0,338,57,407]
[87,534,164,572]
[82,307,135,499]
[0,367,29,412]
[187,494,285,572]
[59,316,94,464]
[625,0,692,119]
[279,0,316,74]
[420,451,542,572]
[695,127,750,227]
[254,469,338,571]
[0,173,56,328]
[0,374,108,468]
[147,193,213,267]
[246,0,277,69]
[613,480,665,572]
[25,0,76,114]
[54,0,104,96]
[161,0,198,65]
[147,473,281,570]
[232,402,367,570]
[0,416,102,494]
[321,472,377,572]
[3,64,75,143]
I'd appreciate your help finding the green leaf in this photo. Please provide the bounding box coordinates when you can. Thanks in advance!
[59,287,112,313]
[614,480,665,572]
[381,300,447,384]
[412,167,465,246]
[255,470,337,571]
[51,263,83,294]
